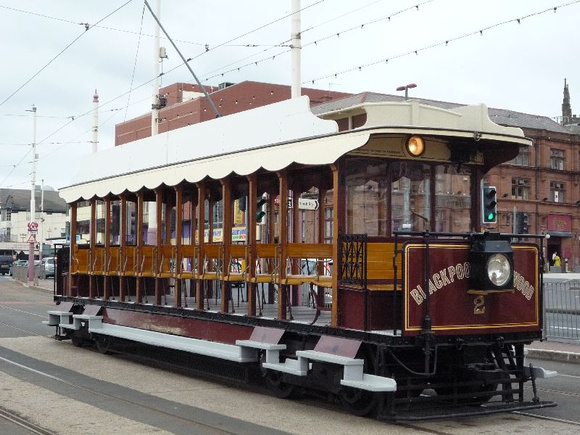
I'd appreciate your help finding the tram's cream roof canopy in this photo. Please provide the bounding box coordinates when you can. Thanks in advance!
[60,96,529,203]
[61,96,341,202]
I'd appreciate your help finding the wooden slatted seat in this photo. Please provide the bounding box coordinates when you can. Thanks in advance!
[282,243,333,287]
[106,247,120,276]
[71,246,90,276]
[138,246,157,278]
[250,244,280,283]
[121,246,137,277]
[224,244,248,282]
[90,246,106,276]
[177,245,198,280]
[157,245,175,278]
[365,242,402,291]
[201,244,223,280]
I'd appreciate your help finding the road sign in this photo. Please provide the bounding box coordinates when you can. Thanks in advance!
[27,233,37,243]
[27,221,39,232]
[298,198,319,210]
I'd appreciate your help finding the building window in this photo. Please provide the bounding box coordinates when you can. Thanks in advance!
[512,146,531,166]
[324,207,333,243]
[550,149,565,170]
[550,181,565,202]
[511,177,530,200]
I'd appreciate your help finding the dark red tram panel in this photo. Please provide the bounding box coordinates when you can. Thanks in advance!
[403,243,540,336]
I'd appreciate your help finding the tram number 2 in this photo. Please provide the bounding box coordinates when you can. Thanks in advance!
[473,296,485,315]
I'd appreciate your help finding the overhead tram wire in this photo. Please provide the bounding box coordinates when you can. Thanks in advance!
[9,1,327,144]
[303,0,433,47]
[196,0,325,60]
[304,0,580,85]
[1,1,416,181]
[0,4,209,50]
[200,0,395,79]
[0,0,135,109]
[182,0,326,82]
[201,1,431,83]
[125,2,147,122]
[0,148,31,188]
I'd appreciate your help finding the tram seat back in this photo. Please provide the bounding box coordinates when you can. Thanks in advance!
[251,244,280,283]
[202,244,223,280]
[366,242,402,291]
[121,246,137,276]
[106,247,120,276]
[90,246,105,275]
[226,244,248,281]
[158,245,175,278]
[283,243,333,286]
[178,244,198,279]
[72,246,90,275]
[139,246,157,277]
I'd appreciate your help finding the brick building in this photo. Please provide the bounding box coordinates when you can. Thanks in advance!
[116,80,580,270]
[115,81,352,146]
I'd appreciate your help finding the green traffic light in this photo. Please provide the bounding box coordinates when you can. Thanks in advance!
[487,212,495,220]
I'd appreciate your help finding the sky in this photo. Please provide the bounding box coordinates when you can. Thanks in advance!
[0,0,579,192]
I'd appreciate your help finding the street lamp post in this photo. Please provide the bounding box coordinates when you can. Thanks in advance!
[396,83,417,100]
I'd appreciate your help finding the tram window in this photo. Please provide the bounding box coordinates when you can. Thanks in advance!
[391,163,431,233]
[324,206,333,244]
[345,161,388,236]
[126,201,137,245]
[110,202,121,245]
[142,200,157,245]
[434,165,472,233]
[75,201,91,245]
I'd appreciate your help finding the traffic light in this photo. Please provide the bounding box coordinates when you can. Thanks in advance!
[520,212,529,234]
[482,186,497,223]
[256,197,267,222]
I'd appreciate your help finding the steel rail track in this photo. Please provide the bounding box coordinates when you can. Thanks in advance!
[0,407,55,435]
[0,352,240,434]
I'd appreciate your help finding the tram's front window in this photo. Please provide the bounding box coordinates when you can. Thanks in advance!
[345,161,389,236]
[434,165,472,233]
[391,163,431,233]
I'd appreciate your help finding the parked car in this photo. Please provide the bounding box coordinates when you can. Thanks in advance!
[42,257,56,278]
[0,255,13,275]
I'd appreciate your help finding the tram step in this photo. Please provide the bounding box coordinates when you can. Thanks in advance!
[341,373,397,392]
[523,365,558,379]
[236,340,287,364]
[262,358,308,376]
[296,349,397,392]
[45,311,73,327]
[88,323,258,363]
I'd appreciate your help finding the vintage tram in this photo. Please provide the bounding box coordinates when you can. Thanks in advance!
[46,96,555,419]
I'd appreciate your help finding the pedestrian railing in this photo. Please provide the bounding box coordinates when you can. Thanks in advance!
[544,280,580,340]
[10,265,45,284]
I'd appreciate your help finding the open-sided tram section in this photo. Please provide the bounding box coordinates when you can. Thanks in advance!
[47,96,556,419]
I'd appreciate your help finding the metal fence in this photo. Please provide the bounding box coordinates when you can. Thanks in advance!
[10,265,47,283]
[544,280,580,340]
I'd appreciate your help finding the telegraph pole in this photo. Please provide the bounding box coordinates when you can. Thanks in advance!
[151,0,161,135]
[291,0,301,99]
[92,90,99,153]
[27,105,37,286]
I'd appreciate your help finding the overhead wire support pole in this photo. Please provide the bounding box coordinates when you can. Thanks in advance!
[143,0,221,118]
[27,104,37,286]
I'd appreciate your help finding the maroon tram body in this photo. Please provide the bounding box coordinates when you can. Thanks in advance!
[46,97,556,420]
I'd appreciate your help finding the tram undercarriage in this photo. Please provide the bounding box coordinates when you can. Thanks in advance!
[47,292,556,420]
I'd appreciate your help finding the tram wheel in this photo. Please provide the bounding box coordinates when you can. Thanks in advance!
[95,335,112,354]
[263,370,296,399]
[435,379,499,404]
[338,386,377,416]
[71,334,84,347]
